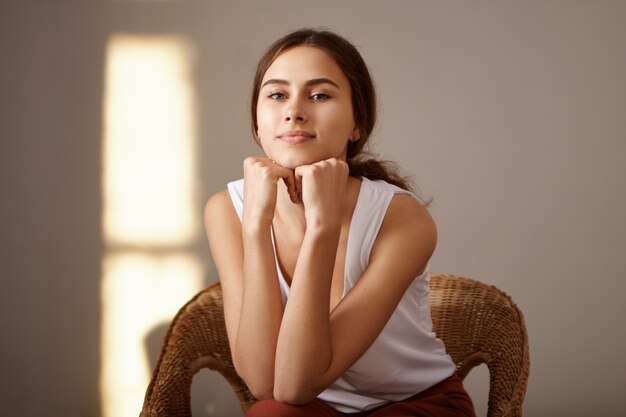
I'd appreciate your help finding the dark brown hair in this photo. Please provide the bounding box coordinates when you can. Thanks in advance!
[251,28,413,192]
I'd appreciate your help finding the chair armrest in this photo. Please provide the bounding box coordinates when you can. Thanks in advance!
[140,284,255,417]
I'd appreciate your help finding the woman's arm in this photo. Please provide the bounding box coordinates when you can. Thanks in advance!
[204,190,279,399]
[273,188,437,404]
[204,157,297,400]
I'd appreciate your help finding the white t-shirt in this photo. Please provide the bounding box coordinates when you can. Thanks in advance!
[227,177,456,412]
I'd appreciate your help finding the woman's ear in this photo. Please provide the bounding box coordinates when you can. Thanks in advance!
[350,127,360,142]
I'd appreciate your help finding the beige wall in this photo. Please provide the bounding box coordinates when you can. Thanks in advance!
[2,1,625,416]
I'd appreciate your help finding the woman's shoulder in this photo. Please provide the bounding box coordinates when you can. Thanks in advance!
[364,192,436,279]
[373,180,437,256]
[387,192,434,227]
[205,179,245,220]
[356,176,433,230]
[353,176,435,249]
[204,188,232,219]
[204,187,243,247]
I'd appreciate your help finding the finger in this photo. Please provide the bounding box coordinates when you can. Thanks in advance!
[294,167,305,204]
[280,172,298,204]
[265,163,292,182]
[262,160,291,196]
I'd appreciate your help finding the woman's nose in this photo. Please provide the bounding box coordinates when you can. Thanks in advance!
[285,102,307,122]
[285,113,304,122]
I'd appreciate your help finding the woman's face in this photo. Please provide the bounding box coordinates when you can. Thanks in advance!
[256,46,359,169]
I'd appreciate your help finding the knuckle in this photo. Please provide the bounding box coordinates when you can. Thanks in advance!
[244,156,261,167]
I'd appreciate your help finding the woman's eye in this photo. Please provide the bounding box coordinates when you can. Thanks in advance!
[268,92,286,100]
[310,93,330,101]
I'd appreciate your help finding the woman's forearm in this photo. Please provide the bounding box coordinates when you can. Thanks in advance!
[273,224,342,403]
[236,222,284,399]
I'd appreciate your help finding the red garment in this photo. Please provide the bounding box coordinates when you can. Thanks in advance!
[245,373,476,417]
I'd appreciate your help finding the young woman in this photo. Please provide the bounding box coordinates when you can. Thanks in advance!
[204,28,476,417]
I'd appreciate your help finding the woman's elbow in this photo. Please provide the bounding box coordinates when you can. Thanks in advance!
[245,380,274,401]
[245,377,315,404]
[273,382,318,405]
[237,368,275,401]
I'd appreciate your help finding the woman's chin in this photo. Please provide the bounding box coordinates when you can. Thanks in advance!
[272,156,319,169]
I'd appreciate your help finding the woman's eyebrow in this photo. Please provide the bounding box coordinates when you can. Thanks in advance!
[305,78,340,89]
[261,77,340,89]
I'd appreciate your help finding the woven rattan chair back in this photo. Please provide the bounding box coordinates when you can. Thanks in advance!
[428,273,529,417]
[140,272,529,417]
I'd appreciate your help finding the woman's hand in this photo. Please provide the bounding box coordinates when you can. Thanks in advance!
[295,158,349,230]
[242,156,298,226]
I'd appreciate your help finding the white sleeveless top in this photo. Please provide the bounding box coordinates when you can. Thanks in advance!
[227,177,456,412]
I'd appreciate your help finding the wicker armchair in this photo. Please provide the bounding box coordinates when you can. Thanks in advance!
[140,272,529,417]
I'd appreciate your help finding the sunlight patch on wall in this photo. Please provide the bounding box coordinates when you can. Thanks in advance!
[101,253,203,417]
[101,34,201,417]
[103,34,198,246]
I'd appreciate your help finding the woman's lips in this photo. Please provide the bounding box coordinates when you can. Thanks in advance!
[278,131,315,144]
